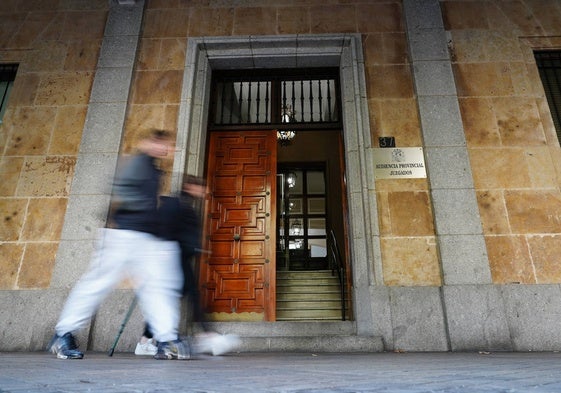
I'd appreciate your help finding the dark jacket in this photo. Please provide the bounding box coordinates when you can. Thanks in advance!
[111,153,160,234]
[158,193,202,257]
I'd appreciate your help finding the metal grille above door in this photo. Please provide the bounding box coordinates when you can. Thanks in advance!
[210,69,341,131]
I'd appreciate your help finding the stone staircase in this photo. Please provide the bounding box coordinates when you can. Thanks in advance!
[276,270,346,321]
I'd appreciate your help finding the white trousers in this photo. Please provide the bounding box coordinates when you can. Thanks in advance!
[56,228,183,343]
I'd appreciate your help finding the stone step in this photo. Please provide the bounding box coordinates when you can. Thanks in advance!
[275,269,345,321]
[277,308,343,319]
[277,292,341,301]
[197,322,383,352]
[237,335,384,352]
[277,276,339,284]
[277,299,342,309]
[276,285,341,294]
[277,313,341,322]
[277,270,338,279]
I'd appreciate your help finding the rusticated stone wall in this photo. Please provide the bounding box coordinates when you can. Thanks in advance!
[443,1,561,285]
[3,0,561,295]
[0,0,108,289]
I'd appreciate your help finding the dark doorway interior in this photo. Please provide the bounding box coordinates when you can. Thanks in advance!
[277,163,328,271]
[276,130,346,272]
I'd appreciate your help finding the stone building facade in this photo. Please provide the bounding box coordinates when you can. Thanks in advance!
[1,0,561,353]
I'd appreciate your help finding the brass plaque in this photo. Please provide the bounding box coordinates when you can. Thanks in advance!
[373,147,427,179]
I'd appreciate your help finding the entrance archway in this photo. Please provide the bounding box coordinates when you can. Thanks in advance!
[173,35,379,337]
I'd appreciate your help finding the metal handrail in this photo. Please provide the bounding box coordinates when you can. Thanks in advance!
[329,229,346,321]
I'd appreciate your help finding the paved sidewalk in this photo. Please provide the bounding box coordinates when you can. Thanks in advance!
[1,351,561,392]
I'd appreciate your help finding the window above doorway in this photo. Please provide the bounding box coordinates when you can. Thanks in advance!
[209,68,341,132]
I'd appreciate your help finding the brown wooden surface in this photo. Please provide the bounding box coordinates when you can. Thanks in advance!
[201,130,277,320]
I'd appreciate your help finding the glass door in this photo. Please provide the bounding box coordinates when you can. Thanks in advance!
[277,165,328,271]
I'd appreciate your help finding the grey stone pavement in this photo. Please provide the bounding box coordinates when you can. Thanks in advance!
[2,351,561,393]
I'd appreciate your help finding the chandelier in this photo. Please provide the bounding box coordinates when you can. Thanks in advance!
[277,105,296,146]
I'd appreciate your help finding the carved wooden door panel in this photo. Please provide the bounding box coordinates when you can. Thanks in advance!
[201,130,277,321]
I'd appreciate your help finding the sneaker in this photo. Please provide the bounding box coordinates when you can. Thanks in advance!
[47,332,84,359]
[154,339,190,360]
[134,338,158,356]
[195,332,241,356]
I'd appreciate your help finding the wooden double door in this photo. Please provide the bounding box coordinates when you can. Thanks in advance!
[200,130,277,321]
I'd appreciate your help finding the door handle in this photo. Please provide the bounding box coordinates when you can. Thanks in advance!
[233,234,241,241]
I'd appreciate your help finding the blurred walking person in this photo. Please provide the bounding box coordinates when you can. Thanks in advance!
[135,175,240,357]
[178,176,240,356]
[47,129,189,360]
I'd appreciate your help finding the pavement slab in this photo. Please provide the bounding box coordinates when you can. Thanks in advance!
[1,351,561,392]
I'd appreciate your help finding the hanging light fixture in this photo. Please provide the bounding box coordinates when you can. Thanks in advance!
[291,220,302,236]
[277,105,296,146]
[277,130,296,145]
[286,172,297,188]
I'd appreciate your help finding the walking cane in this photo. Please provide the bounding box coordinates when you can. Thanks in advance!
[108,297,137,357]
